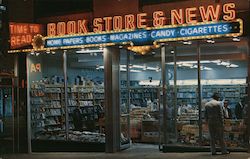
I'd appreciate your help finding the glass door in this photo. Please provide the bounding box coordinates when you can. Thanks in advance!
[0,77,15,154]
[161,42,200,151]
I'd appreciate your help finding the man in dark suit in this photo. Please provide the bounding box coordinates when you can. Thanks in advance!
[223,100,232,119]
[205,93,229,155]
[235,98,246,119]
[72,107,83,131]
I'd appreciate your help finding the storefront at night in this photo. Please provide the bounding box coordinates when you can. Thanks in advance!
[4,0,250,153]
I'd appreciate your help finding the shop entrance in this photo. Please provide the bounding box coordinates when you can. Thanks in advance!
[25,38,250,152]
[121,48,161,148]
[119,38,249,152]
[0,77,15,154]
[160,39,249,152]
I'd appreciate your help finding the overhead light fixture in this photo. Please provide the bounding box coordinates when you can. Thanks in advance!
[130,70,142,73]
[132,65,145,69]
[46,50,50,54]
[76,48,103,54]
[206,39,215,44]
[232,37,240,42]
[51,51,56,54]
[30,51,35,55]
[220,61,230,66]
[191,65,198,68]
[226,64,239,68]
[127,44,160,55]
[203,67,212,70]
[147,66,158,71]
[180,63,193,67]
[120,68,127,72]
[170,50,175,54]
[183,41,192,45]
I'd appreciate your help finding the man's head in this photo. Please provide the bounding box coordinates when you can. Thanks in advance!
[212,92,220,101]
[224,100,229,108]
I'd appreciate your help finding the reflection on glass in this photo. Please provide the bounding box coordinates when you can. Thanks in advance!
[29,53,66,141]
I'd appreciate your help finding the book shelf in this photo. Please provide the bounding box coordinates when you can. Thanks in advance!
[167,84,247,107]
[30,82,104,140]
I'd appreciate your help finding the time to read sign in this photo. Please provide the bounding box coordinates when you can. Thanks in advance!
[9,23,43,49]
[44,2,243,49]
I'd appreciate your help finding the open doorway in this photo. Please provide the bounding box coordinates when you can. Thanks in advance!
[119,48,161,150]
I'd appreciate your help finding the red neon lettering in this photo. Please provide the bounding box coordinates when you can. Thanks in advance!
[125,14,136,30]
[93,18,103,32]
[77,20,88,34]
[103,17,113,31]
[137,13,147,29]
[35,64,41,72]
[171,9,184,25]
[113,16,123,31]
[47,23,56,36]
[153,11,166,27]
[223,3,236,21]
[199,5,221,22]
[67,21,76,35]
[186,7,198,24]
[57,22,66,35]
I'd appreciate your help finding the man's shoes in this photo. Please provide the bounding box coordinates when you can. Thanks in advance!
[222,151,230,155]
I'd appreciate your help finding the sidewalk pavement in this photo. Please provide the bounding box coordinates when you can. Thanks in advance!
[2,144,250,159]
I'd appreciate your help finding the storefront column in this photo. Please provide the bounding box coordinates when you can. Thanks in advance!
[63,50,69,140]
[173,45,178,139]
[197,42,202,143]
[104,46,121,153]
[248,39,250,153]
[161,44,167,147]
[26,54,32,153]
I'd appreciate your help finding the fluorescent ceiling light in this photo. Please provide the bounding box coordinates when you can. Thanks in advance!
[220,62,230,66]
[147,66,159,71]
[139,80,160,86]
[230,64,239,68]
[169,79,246,86]
[132,65,146,69]
[226,64,239,68]
[120,68,127,72]
[76,49,103,54]
[130,70,142,73]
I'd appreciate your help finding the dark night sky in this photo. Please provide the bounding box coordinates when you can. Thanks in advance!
[34,0,186,18]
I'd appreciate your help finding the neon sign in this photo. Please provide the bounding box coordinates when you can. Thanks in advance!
[9,23,43,49]
[47,3,236,36]
[45,20,242,48]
